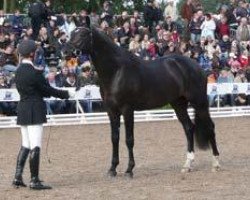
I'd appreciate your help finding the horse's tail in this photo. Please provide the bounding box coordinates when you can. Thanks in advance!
[194,106,215,150]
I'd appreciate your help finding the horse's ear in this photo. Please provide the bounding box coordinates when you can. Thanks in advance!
[86,16,91,28]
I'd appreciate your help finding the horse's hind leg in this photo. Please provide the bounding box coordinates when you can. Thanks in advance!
[122,107,135,178]
[108,111,121,177]
[171,99,195,173]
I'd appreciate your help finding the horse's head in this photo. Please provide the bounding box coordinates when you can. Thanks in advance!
[65,16,92,55]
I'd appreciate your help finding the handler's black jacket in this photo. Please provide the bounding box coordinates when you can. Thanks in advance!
[15,62,69,125]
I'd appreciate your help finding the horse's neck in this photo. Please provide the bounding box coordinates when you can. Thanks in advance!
[90,30,123,85]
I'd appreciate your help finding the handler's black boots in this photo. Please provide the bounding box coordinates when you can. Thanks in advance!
[29,147,52,190]
[12,146,30,188]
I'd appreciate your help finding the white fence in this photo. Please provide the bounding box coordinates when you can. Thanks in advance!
[0,106,249,129]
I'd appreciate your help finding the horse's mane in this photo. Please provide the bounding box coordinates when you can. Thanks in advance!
[92,27,142,66]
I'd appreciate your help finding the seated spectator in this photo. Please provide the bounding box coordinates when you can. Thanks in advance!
[218,35,231,56]
[236,17,250,42]
[205,36,221,59]
[234,70,248,83]
[116,11,130,27]
[63,72,79,113]
[199,50,212,73]
[216,17,230,39]
[0,73,17,115]
[90,10,100,27]
[55,64,69,87]
[234,93,247,106]
[217,68,235,106]
[239,50,249,69]
[78,64,98,112]
[129,34,141,56]
[163,16,176,32]
[147,38,158,59]
[46,67,66,114]
[129,17,139,38]
[117,21,132,49]
[207,71,217,83]
[0,45,18,74]
[228,52,241,74]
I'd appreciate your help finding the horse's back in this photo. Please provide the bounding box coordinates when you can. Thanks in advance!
[139,54,206,105]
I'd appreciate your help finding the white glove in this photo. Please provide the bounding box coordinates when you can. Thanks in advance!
[68,90,76,99]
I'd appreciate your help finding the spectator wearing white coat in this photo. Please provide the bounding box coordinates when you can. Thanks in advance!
[200,13,216,40]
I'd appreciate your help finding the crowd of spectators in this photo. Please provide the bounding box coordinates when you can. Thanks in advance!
[0,0,250,116]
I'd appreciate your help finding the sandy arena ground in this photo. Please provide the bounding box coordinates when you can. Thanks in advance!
[0,117,250,200]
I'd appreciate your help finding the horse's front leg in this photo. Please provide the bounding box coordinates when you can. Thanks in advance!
[108,112,121,177]
[122,108,135,178]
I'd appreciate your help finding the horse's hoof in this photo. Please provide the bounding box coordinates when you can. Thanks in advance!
[124,172,133,179]
[107,170,117,177]
[211,166,221,172]
[181,168,191,173]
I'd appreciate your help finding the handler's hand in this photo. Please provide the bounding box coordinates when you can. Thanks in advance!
[68,90,76,99]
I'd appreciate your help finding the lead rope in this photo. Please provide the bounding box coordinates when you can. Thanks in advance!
[45,125,52,164]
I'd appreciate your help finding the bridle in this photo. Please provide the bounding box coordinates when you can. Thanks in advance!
[73,26,93,54]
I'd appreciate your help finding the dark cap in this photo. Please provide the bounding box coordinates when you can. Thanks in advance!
[17,39,37,57]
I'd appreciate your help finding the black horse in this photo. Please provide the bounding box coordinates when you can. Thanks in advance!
[65,17,220,177]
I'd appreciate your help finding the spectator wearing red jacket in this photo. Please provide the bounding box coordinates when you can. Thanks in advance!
[217,17,230,39]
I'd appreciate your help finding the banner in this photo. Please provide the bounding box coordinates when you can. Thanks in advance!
[0,83,250,102]
[0,85,102,102]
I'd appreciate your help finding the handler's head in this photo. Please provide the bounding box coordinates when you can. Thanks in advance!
[17,39,37,58]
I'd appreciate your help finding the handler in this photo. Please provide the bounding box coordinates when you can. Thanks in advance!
[12,39,74,190]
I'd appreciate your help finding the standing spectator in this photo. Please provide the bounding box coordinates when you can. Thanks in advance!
[164,0,178,21]
[200,13,216,40]
[62,15,76,38]
[73,9,88,27]
[144,0,155,33]
[216,17,230,39]
[235,0,248,21]
[0,10,6,26]
[90,10,100,27]
[189,13,202,44]
[28,0,49,40]
[181,0,195,23]
[153,1,163,25]
[116,11,130,28]
[100,1,114,26]
[12,9,23,37]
